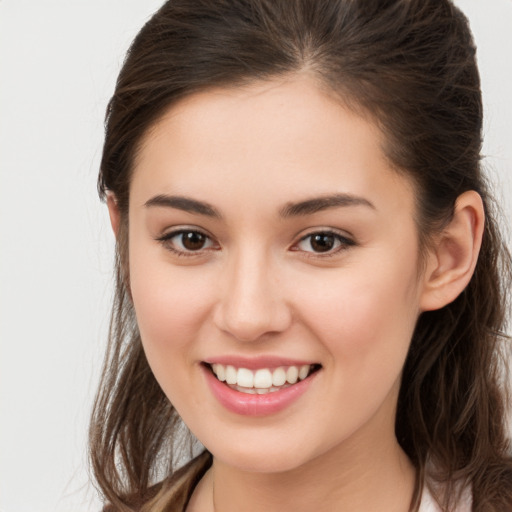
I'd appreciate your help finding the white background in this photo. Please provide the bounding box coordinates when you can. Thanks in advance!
[0,1,511,511]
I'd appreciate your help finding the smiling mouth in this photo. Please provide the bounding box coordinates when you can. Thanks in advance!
[204,363,322,395]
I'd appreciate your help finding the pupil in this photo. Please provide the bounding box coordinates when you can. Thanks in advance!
[182,232,205,250]
[311,234,334,252]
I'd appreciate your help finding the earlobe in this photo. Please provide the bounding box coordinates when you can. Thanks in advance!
[106,192,121,238]
[420,190,485,312]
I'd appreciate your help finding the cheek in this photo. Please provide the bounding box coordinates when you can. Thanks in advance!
[294,255,421,367]
[128,243,215,363]
[128,256,218,414]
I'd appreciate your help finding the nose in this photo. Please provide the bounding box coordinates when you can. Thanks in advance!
[213,247,292,342]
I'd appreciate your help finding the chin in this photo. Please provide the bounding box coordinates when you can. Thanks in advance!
[218,451,310,474]
[202,432,326,474]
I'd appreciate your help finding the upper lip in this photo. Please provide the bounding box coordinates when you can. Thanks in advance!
[203,355,320,370]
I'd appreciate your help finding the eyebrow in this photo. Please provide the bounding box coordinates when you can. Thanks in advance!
[144,195,222,218]
[144,192,375,219]
[279,194,375,217]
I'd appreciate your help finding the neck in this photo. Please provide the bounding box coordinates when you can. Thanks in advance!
[193,432,415,512]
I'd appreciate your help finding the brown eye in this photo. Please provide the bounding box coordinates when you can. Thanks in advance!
[158,229,215,255]
[309,233,336,252]
[295,231,354,255]
[181,231,207,251]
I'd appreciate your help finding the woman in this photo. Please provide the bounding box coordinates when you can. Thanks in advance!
[89,1,512,510]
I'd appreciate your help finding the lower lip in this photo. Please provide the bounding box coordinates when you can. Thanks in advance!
[202,365,318,416]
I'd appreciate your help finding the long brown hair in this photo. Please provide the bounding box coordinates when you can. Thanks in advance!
[90,1,512,510]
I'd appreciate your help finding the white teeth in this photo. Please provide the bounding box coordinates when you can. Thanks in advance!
[239,386,257,394]
[237,368,254,388]
[254,369,273,388]
[272,367,287,386]
[212,363,226,382]
[299,365,310,380]
[225,365,237,385]
[235,385,284,395]
[286,366,299,384]
[210,363,316,390]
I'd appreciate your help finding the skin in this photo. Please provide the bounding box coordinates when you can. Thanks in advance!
[108,76,484,512]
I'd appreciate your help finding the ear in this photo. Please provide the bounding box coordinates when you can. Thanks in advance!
[106,192,121,238]
[420,190,485,312]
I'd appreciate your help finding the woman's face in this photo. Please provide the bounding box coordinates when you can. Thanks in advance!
[126,77,429,473]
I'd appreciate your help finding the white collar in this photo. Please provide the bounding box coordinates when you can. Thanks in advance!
[419,481,472,512]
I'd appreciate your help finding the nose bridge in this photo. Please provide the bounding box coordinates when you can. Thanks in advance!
[214,241,291,342]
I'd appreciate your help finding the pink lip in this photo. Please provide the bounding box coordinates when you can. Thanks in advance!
[202,364,319,416]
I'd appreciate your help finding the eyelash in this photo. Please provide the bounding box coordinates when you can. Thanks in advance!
[156,228,355,258]
[293,230,356,258]
[156,228,218,257]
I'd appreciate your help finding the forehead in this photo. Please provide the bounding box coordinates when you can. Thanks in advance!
[130,76,415,217]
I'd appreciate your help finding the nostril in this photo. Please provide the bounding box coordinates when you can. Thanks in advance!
[212,300,293,342]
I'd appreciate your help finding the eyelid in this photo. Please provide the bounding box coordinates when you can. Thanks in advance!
[155,226,219,256]
[155,225,355,258]
[291,228,356,257]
